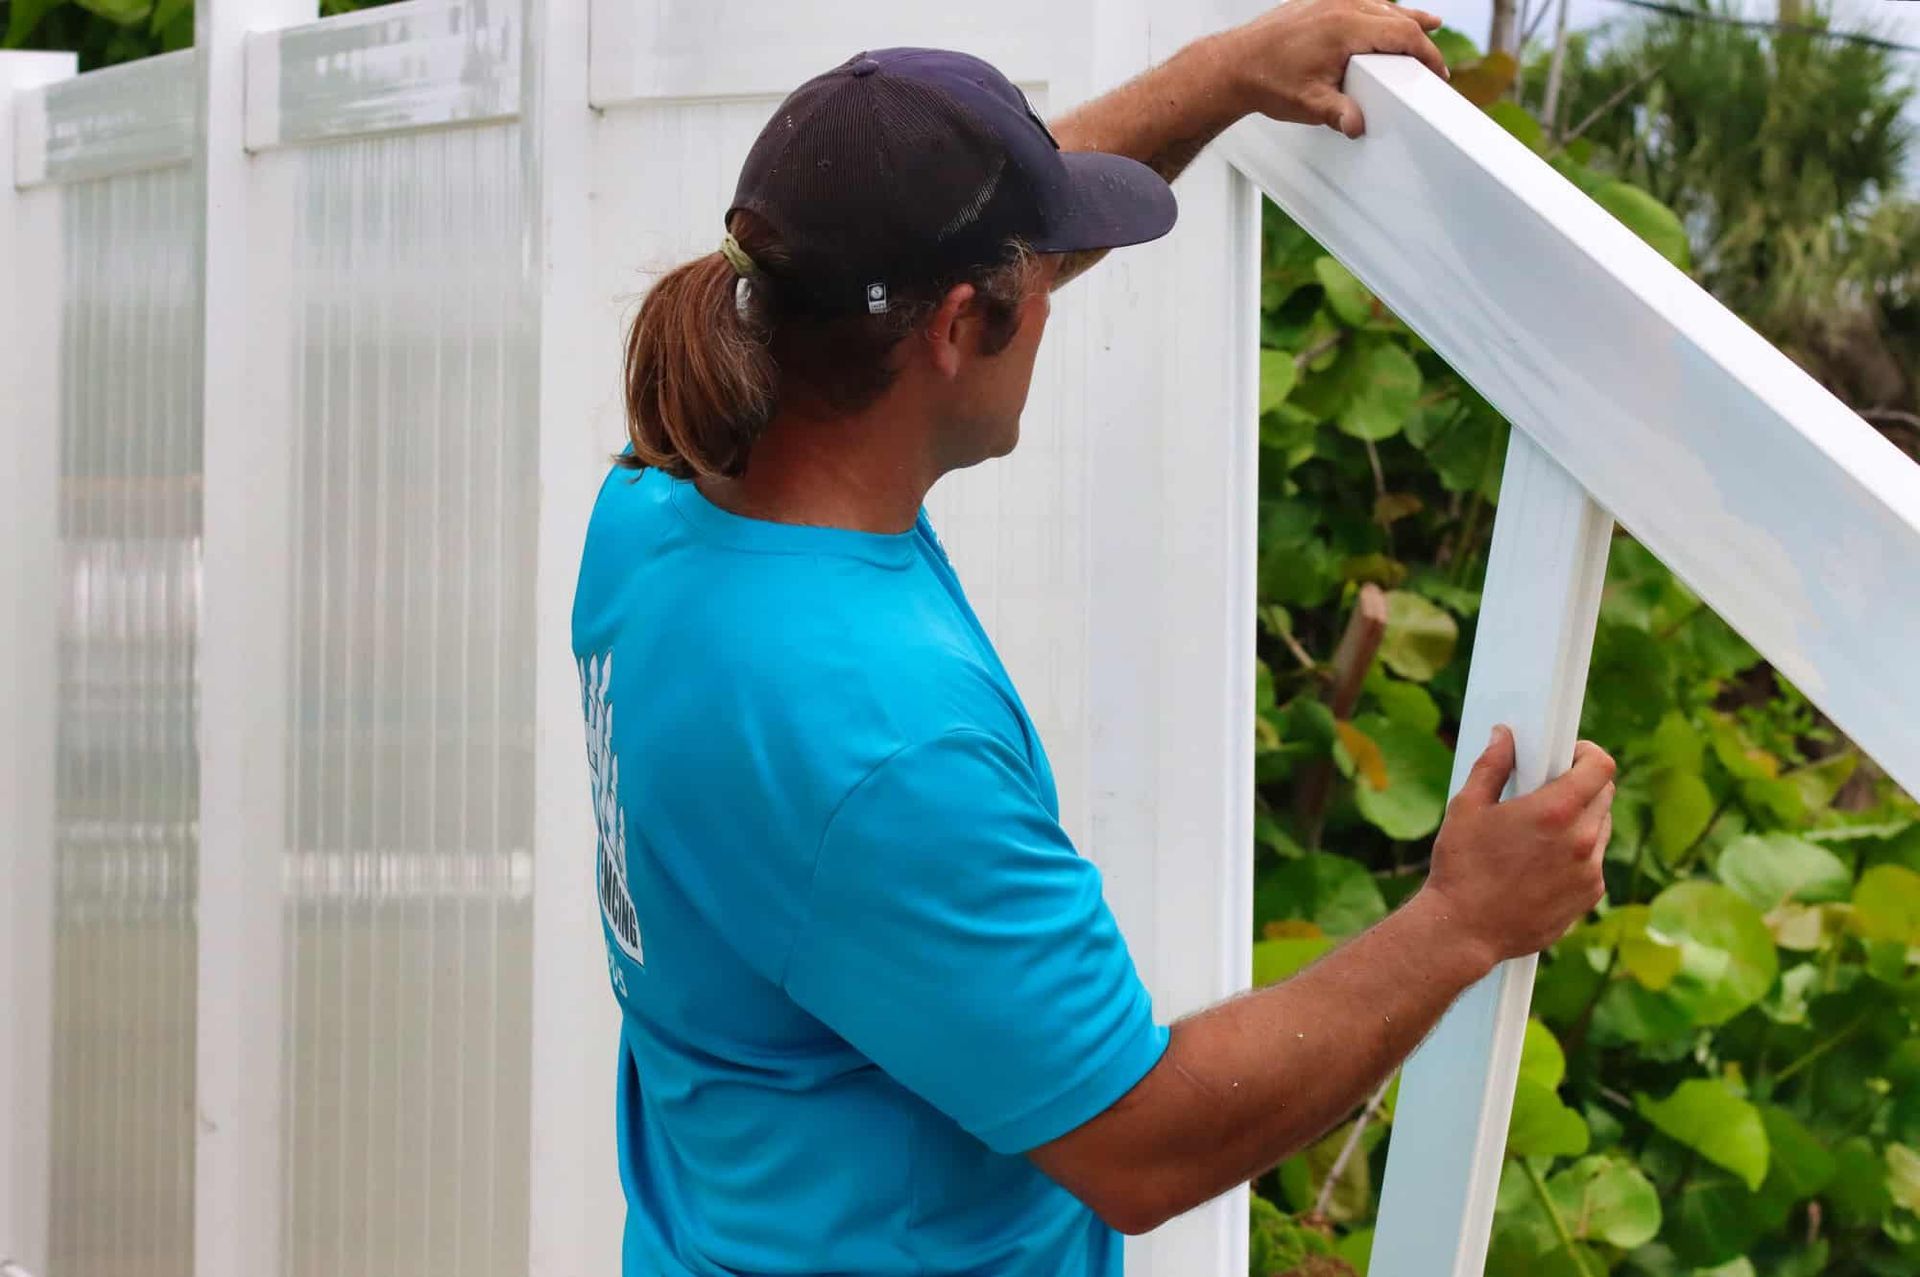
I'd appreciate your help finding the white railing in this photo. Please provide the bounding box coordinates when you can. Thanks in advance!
[1222,53,1920,1277]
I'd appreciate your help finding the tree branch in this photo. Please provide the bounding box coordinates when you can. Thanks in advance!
[1552,62,1665,154]
[1314,1075,1396,1217]
[1860,406,1920,430]
[1293,585,1390,847]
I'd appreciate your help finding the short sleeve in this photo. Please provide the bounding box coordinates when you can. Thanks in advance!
[782,729,1168,1155]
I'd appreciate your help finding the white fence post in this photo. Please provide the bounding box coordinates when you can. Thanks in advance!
[190,4,316,1277]
[1369,433,1612,1277]
[522,0,626,1272]
[1082,151,1262,1277]
[0,50,78,1276]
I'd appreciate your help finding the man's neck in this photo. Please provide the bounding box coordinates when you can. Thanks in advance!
[696,405,936,536]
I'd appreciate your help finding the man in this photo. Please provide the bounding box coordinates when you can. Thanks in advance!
[572,2,1617,1272]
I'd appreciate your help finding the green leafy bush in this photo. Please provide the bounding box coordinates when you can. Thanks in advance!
[1248,30,1920,1277]
[1,0,392,69]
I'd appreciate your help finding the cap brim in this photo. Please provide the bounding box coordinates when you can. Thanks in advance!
[1032,151,1179,255]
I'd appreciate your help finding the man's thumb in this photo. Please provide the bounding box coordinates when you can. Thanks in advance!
[1456,725,1516,807]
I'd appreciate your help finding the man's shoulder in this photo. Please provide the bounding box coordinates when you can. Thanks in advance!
[745,606,1027,758]
[575,466,1030,774]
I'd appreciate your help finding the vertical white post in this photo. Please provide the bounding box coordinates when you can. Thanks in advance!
[191,4,313,1277]
[522,0,625,1272]
[1369,431,1612,1277]
[0,51,77,1276]
[1092,153,1262,1277]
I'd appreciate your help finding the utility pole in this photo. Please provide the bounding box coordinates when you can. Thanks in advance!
[1542,0,1573,132]
[1489,0,1520,56]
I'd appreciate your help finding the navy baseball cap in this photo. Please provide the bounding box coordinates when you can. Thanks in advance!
[729,47,1178,313]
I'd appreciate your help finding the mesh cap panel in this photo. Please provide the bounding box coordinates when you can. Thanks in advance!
[727,48,1177,314]
[734,68,1026,309]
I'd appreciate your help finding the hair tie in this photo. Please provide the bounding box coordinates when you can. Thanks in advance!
[718,232,757,277]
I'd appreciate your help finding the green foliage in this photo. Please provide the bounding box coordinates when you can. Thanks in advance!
[1251,1191,1346,1273]
[1377,590,1456,682]
[1250,28,1920,1275]
[1549,1155,1664,1250]
[1638,1079,1770,1191]
[1,0,393,69]
[1647,881,1779,1026]
[1342,714,1452,842]
[1542,8,1919,419]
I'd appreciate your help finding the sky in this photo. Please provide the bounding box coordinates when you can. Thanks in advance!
[1413,0,1920,186]
[1418,0,1920,49]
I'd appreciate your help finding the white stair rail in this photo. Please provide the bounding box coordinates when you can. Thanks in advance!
[1222,53,1920,1276]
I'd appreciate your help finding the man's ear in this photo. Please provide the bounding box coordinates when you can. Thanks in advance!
[922,282,978,380]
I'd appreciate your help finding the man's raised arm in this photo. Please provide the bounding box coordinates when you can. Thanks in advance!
[1049,0,1449,287]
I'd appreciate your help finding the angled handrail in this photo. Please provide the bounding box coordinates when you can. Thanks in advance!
[1221,55,1920,801]
[1220,53,1920,1277]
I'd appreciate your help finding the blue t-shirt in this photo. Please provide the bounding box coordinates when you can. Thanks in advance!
[570,465,1167,1276]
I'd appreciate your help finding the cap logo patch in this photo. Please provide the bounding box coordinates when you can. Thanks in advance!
[866,282,889,315]
[1017,85,1060,150]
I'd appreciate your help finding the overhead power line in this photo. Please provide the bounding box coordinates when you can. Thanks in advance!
[1603,0,1920,55]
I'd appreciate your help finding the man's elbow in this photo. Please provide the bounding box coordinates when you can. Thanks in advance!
[1103,1202,1171,1237]
[1078,1171,1189,1237]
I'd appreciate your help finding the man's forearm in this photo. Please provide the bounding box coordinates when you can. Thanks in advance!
[1051,32,1250,184]
[1042,0,1449,289]
[1143,889,1494,1215]
[1047,33,1251,286]
[1033,888,1495,1232]
[1031,730,1610,1235]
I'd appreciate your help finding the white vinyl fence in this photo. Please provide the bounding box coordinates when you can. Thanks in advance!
[4,4,1919,1277]
[3,2,1254,1275]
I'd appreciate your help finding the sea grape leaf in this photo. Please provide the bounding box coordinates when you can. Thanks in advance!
[1636,1078,1770,1190]
[1646,881,1779,1025]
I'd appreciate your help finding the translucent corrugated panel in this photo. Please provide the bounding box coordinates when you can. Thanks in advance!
[49,163,202,1277]
[278,122,536,1277]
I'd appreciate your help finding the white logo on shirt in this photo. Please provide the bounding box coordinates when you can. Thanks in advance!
[580,652,643,966]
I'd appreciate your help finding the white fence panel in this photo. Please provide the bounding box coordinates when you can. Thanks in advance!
[244,0,520,151]
[226,4,539,1274]
[271,123,538,1277]
[5,46,206,1277]
[52,160,205,1277]
[13,50,194,186]
[8,3,1257,1274]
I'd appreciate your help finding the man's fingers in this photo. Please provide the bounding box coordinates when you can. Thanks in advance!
[1455,724,1516,808]
[1365,15,1450,80]
[1301,83,1365,137]
[1562,740,1618,805]
[1523,741,1618,825]
[1571,783,1615,857]
[1363,0,1439,24]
